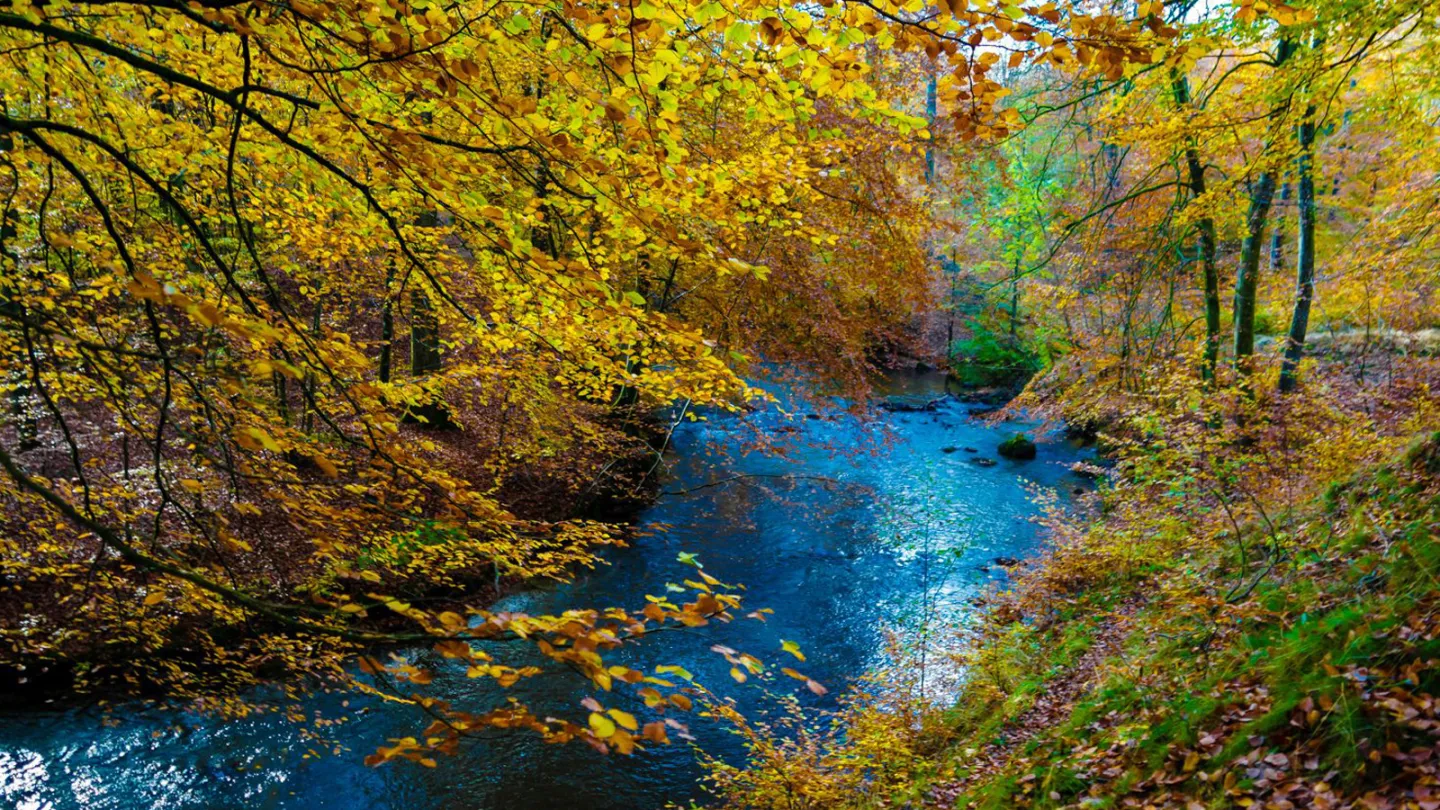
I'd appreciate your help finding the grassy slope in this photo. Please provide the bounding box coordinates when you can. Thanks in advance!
[922,432,1440,810]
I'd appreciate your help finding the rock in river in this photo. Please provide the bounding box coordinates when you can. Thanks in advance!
[998,432,1037,460]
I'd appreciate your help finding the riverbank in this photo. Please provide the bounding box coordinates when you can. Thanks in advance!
[922,431,1440,810]
[704,351,1440,809]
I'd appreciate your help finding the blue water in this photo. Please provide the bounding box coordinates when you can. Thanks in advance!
[0,374,1093,809]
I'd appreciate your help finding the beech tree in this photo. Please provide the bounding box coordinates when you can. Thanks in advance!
[0,0,1172,763]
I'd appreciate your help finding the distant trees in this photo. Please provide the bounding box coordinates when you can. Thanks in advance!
[985,0,1440,407]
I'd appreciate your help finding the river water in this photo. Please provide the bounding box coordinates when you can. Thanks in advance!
[0,374,1093,810]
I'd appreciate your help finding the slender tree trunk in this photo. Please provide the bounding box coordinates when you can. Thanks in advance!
[1280,39,1324,393]
[1269,181,1290,273]
[272,372,289,425]
[302,299,321,433]
[0,185,37,450]
[946,256,957,363]
[1233,175,1278,374]
[378,262,394,384]
[1235,37,1297,379]
[1009,254,1021,340]
[924,67,937,185]
[1171,71,1221,383]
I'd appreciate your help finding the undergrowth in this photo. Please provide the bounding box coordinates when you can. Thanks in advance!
[704,360,1440,810]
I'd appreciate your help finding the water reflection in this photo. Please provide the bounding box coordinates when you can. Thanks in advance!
[0,376,1093,809]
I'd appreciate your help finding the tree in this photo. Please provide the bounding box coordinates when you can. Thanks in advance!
[1279,35,1324,394]
[1233,36,1297,379]
[0,0,1172,762]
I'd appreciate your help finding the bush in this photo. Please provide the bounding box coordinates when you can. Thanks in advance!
[948,320,1040,387]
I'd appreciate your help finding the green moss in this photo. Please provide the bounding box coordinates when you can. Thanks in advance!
[998,433,1038,460]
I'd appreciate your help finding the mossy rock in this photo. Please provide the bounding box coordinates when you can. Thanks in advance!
[998,432,1037,460]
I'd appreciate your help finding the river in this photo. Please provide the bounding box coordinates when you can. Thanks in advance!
[0,373,1094,810]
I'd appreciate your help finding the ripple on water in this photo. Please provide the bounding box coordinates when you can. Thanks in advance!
[0,378,1095,810]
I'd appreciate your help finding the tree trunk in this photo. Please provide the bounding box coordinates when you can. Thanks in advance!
[1009,253,1021,340]
[1268,181,1290,273]
[405,290,456,429]
[1234,37,1297,378]
[1233,175,1278,375]
[302,299,321,434]
[1171,71,1221,384]
[1280,39,1323,393]
[409,291,441,376]
[378,262,394,384]
[924,67,937,185]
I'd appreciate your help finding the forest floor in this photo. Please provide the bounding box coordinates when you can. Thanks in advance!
[916,437,1440,809]
[927,595,1145,806]
[899,349,1440,810]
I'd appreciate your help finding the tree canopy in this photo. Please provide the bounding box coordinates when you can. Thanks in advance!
[3,0,1436,780]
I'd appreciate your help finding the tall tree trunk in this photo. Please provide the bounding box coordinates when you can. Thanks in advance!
[924,66,937,185]
[1280,38,1324,393]
[405,289,455,429]
[1233,176,1278,375]
[0,183,37,450]
[946,250,958,364]
[1269,181,1290,273]
[1234,37,1297,378]
[272,371,289,425]
[1008,253,1021,340]
[378,261,394,384]
[1171,71,1221,384]
[302,299,321,434]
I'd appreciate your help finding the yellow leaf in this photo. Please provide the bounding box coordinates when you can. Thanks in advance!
[244,427,282,452]
[588,712,617,738]
[656,664,694,681]
[195,302,223,326]
[610,728,635,755]
[607,709,638,731]
[143,591,166,606]
[312,455,339,478]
